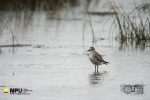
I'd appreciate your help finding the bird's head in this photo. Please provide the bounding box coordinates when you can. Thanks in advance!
[87,47,95,52]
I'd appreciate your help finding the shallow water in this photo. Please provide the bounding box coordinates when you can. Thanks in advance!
[0,0,150,100]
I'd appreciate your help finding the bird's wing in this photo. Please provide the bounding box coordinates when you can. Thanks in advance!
[94,52,104,62]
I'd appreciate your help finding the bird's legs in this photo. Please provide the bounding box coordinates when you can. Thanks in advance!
[95,66,99,72]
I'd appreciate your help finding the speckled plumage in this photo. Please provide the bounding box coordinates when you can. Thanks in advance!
[88,47,109,71]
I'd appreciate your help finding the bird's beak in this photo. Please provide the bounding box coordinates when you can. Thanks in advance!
[87,50,90,52]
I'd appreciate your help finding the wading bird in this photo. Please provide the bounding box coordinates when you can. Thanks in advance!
[87,47,109,72]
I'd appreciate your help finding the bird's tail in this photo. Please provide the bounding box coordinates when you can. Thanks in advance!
[103,61,109,65]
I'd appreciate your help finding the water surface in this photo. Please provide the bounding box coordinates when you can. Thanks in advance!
[0,0,150,100]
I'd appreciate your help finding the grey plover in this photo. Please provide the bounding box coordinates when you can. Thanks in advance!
[87,47,109,71]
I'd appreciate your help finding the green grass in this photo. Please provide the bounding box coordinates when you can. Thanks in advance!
[79,8,95,47]
[109,1,150,41]
[0,20,18,53]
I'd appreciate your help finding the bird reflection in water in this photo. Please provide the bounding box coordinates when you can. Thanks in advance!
[89,71,107,84]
